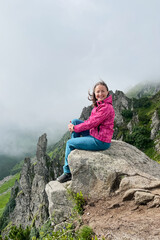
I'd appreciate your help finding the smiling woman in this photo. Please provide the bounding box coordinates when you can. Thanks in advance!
[1,0,160,180]
[88,81,109,106]
[95,84,109,101]
[57,80,115,183]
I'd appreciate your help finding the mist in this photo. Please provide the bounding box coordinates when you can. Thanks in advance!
[0,0,160,156]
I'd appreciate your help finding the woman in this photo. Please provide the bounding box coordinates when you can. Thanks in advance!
[57,81,115,183]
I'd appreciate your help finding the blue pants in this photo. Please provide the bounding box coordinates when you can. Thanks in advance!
[63,119,111,173]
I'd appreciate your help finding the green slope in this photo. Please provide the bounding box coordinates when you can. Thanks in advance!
[0,155,22,180]
[0,173,20,217]
[126,81,160,98]
[121,92,160,161]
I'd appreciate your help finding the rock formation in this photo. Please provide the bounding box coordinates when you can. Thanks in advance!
[46,140,160,239]
[80,105,93,121]
[127,114,139,133]
[10,134,53,228]
[137,82,160,99]
[112,90,132,126]
[68,140,160,198]
[151,110,160,140]
[3,88,160,238]
[45,181,73,227]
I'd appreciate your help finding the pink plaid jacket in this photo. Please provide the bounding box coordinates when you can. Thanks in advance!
[74,95,115,143]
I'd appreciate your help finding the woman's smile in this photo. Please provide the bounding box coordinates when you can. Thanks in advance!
[95,84,109,101]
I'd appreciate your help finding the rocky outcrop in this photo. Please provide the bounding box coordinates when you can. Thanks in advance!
[126,81,160,99]
[151,110,160,140]
[80,105,93,121]
[68,140,160,198]
[10,134,53,228]
[45,140,160,229]
[127,114,139,133]
[45,181,73,227]
[5,89,160,236]
[112,91,132,126]
[137,83,160,99]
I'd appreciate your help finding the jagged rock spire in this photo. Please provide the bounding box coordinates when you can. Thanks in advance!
[10,133,51,228]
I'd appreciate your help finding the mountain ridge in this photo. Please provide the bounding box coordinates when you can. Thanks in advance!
[1,86,160,238]
[126,80,160,98]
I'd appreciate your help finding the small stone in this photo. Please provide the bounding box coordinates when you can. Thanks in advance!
[135,191,154,205]
[108,203,120,209]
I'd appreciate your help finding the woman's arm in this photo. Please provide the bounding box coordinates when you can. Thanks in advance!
[74,104,113,133]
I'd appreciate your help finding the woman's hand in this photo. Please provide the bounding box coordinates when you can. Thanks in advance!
[68,122,74,133]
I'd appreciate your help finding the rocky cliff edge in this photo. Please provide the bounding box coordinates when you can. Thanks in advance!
[46,140,160,240]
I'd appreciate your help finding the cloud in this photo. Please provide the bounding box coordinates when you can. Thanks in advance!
[0,0,160,155]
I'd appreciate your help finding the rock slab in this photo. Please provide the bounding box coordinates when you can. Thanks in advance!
[46,140,160,226]
[45,181,73,226]
[68,140,160,199]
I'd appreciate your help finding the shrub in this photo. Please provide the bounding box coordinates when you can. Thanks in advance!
[78,225,93,240]
[138,113,150,124]
[67,189,86,215]
[8,225,30,240]
[122,109,133,120]
[125,126,152,150]
[133,97,151,108]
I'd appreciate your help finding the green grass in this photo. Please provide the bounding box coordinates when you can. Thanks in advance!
[0,191,11,217]
[0,173,20,218]
[0,173,20,195]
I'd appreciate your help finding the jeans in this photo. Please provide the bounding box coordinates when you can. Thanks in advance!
[63,119,111,173]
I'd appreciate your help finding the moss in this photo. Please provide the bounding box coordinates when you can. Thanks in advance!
[17,190,24,197]
[32,162,37,166]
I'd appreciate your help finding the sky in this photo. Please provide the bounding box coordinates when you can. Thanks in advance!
[0,0,160,156]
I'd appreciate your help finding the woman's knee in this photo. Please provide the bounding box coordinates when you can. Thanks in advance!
[66,139,75,151]
[71,119,84,125]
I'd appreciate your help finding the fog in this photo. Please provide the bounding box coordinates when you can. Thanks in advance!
[0,0,160,156]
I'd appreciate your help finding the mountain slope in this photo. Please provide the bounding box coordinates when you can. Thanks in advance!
[0,155,22,180]
[0,173,20,218]
[1,89,160,237]
[126,80,160,98]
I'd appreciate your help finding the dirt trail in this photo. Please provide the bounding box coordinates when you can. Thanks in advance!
[82,194,160,240]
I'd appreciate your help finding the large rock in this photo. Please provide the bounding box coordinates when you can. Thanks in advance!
[112,91,132,126]
[46,140,160,226]
[45,181,73,226]
[68,140,160,199]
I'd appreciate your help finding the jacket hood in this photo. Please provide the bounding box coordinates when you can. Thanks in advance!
[96,94,113,106]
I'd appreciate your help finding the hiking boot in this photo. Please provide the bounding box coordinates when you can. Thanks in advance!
[57,173,72,183]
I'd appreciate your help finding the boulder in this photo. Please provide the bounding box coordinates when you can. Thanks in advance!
[134,191,154,205]
[68,140,160,199]
[46,140,160,225]
[45,181,73,226]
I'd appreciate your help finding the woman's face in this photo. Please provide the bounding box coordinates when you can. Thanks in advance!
[95,84,109,101]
